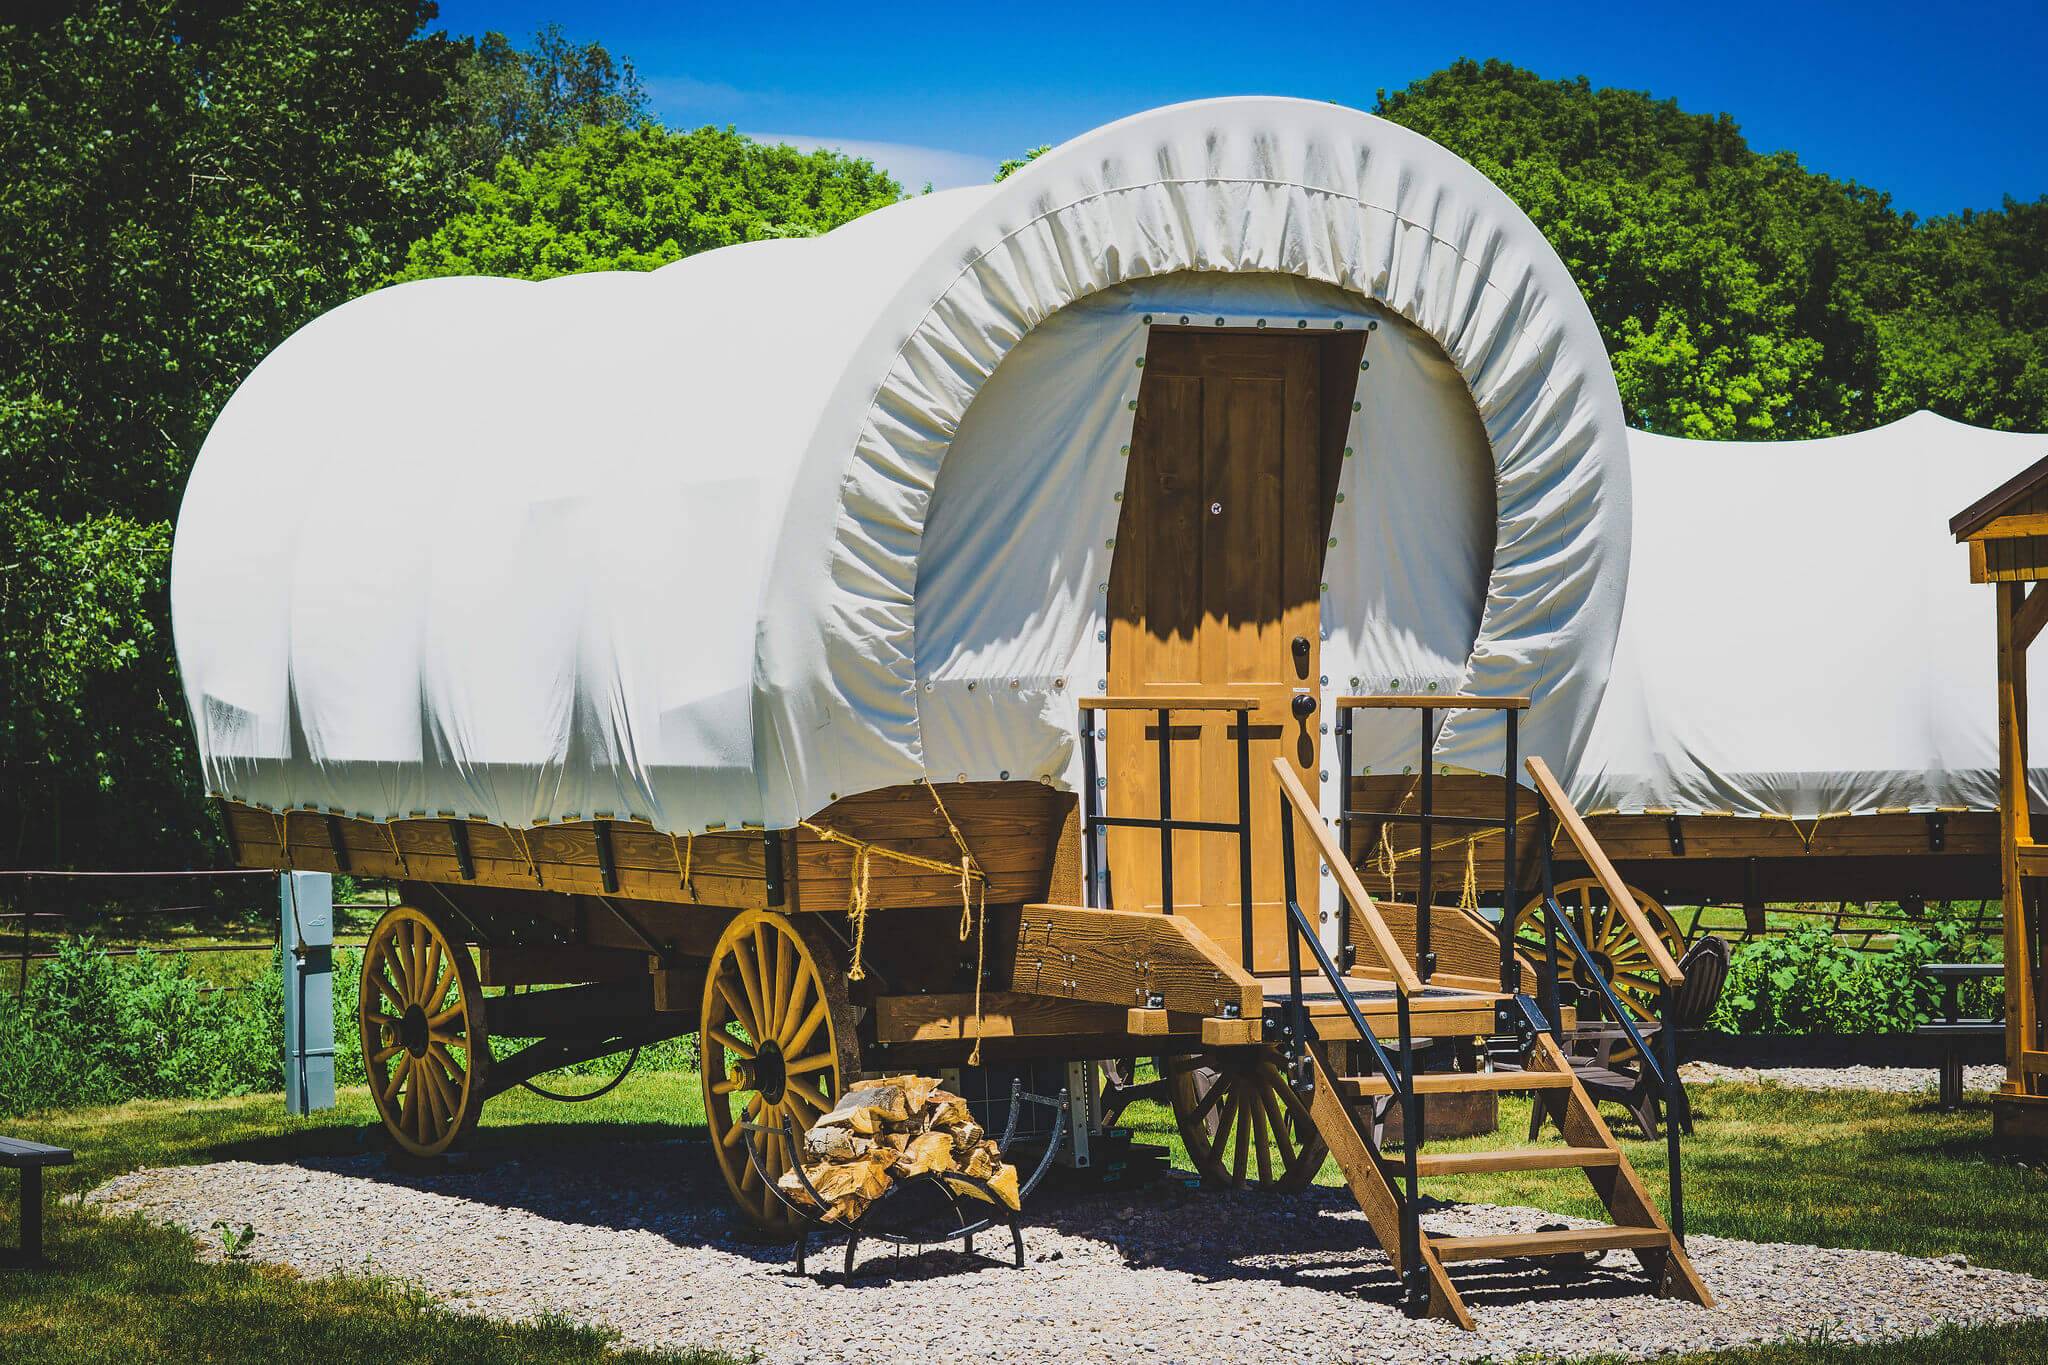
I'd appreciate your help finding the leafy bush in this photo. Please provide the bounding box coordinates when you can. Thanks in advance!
[0,939,282,1116]
[1710,917,2001,1035]
[2,939,697,1117]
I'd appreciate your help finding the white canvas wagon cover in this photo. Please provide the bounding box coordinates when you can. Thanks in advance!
[1573,411,2048,819]
[172,97,1633,836]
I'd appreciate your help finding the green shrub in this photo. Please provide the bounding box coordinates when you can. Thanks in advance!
[3,939,696,1117]
[0,939,283,1115]
[1710,916,2001,1034]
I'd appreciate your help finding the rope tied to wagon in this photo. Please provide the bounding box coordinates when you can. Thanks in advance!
[1457,835,1481,913]
[797,781,992,1061]
[667,830,697,898]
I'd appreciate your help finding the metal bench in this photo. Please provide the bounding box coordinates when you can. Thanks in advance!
[1917,963,2004,1110]
[2,1135,75,1267]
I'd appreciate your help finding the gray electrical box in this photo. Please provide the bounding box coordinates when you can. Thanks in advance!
[281,871,335,1114]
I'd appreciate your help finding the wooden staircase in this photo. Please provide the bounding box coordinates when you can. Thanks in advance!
[1073,689,1712,1328]
[1268,721,1712,1329]
[1302,1018,1710,1328]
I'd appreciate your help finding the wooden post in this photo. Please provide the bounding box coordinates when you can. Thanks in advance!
[281,871,336,1115]
[1997,583,2038,1104]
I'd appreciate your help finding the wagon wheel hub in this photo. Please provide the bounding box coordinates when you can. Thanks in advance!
[748,1041,788,1104]
[399,1003,431,1058]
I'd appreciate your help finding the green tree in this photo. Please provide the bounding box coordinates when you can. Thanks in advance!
[994,144,1051,182]
[1375,58,2047,437]
[440,22,650,181]
[395,124,903,281]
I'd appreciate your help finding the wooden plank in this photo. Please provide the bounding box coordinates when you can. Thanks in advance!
[1273,758,1423,995]
[1338,694,1530,711]
[1967,512,2048,541]
[1429,1226,1672,1263]
[1310,1006,1502,1041]
[1343,1071,1573,1098]
[1126,1006,1171,1035]
[1951,452,2048,541]
[479,946,650,987]
[872,991,1177,1042]
[1201,1016,1262,1045]
[1077,695,1260,712]
[1524,759,1684,986]
[1414,1146,1618,1176]
[1010,904,1263,1018]
[1353,901,1532,992]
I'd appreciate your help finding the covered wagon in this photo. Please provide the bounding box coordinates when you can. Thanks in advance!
[174,97,1707,1324]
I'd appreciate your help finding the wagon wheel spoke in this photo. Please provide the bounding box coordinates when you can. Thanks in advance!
[705,1026,756,1060]
[777,960,815,1045]
[784,997,829,1058]
[1248,1082,1275,1185]
[714,970,757,1041]
[732,937,769,1047]
[1229,1086,1253,1185]
[771,931,795,1035]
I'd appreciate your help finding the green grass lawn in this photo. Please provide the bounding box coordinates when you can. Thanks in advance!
[3,1073,2045,1363]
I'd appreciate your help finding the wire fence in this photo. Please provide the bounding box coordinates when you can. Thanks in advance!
[1,869,398,997]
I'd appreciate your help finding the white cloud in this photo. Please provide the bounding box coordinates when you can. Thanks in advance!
[746,131,995,192]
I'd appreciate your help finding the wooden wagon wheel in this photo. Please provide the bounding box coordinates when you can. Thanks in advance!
[1165,1048,1326,1192]
[359,904,489,1158]
[701,909,860,1229]
[1514,877,1686,1026]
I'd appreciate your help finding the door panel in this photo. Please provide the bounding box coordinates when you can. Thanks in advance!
[1106,332,1328,971]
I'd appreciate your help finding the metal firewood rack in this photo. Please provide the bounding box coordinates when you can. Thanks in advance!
[742,1080,1069,1275]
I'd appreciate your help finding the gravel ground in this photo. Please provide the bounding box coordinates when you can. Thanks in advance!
[91,1144,2048,1365]
[1680,1061,2007,1094]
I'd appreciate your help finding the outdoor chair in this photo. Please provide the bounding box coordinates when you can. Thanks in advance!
[1532,934,1730,1140]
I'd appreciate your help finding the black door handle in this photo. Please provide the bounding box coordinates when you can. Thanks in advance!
[1291,692,1318,720]
[1291,635,1311,663]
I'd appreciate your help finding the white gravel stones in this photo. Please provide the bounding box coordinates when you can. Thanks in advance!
[1680,1061,2007,1094]
[90,1145,2048,1365]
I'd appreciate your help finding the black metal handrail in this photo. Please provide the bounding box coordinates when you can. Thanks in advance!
[1333,696,1526,991]
[1273,763,1425,1308]
[1076,696,1257,969]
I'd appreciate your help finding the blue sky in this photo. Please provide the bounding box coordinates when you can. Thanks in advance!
[431,1,2047,216]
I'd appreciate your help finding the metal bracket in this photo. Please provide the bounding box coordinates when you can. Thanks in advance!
[1927,811,1948,852]
[1665,814,1685,857]
[324,814,352,873]
[764,830,786,906]
[593,819,620,894]
[449,820,475,881]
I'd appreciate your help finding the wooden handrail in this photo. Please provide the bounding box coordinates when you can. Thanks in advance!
[1336,694,1531,711]
[1077,695,1260,712]
[1270,758,1423,996]
[1523,756,1684,986]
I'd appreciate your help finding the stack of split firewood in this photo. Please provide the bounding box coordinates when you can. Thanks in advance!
[776,1074,1021,1223]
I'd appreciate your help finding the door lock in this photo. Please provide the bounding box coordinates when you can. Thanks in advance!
[1291,690,1318,720]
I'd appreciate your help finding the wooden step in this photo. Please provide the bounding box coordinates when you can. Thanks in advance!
[1411,1146,1618,1176]
[1429,1225,1672,1264]
[1341,1070,1574,1099]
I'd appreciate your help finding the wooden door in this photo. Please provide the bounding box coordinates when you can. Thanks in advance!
[1106,331,1331,972]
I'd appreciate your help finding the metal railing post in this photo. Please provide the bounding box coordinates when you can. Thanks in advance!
[1280,794,1307,1051]
[1417,707,1435,982]
[1236,707,1255,970]
[1540,809,1563,1039]
[1662,978,1685,1243]
[1501,708,1520,993]
[1157,707,1174,916]
[1397,991,1422,1303]
[1078,707,1106,909]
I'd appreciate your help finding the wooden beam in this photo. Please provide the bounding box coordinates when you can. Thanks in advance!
[1076,694,1260,712]
[1336,694,1530,711]
[1009,903,1262,1019]
[2016,582,2048,650]
[872,991,1198,1043]
[479,945,652,988]
[1967,512,2048,541]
